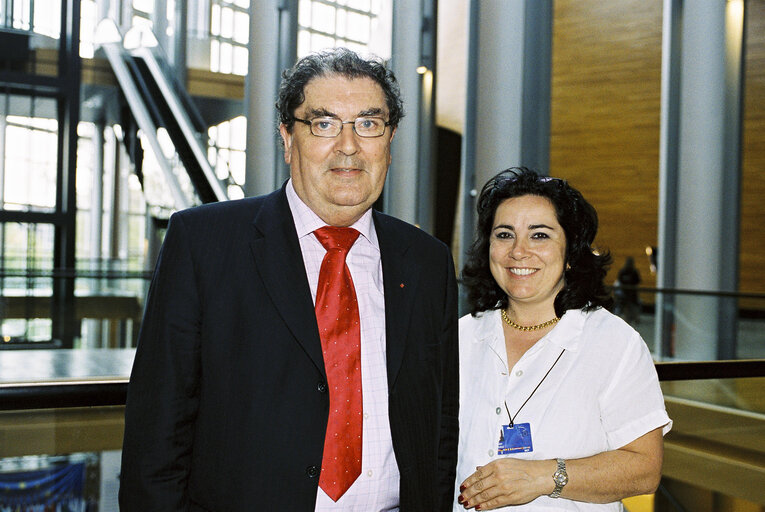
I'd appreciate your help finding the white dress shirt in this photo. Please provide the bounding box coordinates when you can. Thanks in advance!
[286,180,400,511]
[454,307,672,511]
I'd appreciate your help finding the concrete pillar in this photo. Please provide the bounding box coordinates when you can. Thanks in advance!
[655,0,682,359]
[457,0,552,312]
[244,0,295,197]
[468,0,551,191]
[172,0,188,85]
[386,0,436,232]
[669,0,744,360]
[90,119,105,269]
[86,119,105,348]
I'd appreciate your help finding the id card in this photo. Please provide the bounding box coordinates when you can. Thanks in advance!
[498,423,533,454]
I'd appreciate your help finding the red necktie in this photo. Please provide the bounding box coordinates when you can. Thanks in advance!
[314,226,362,501]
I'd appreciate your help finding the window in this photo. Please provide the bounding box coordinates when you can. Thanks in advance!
[297,0,391,59]
[209,0,249,75]
[208,116,246,200]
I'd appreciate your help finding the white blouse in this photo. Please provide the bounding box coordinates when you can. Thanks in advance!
[454,308,672,511]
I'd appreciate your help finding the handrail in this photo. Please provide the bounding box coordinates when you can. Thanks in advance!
[0,379,128,410]
[0,360,763,412]
[655,360,765,381]
[620,285,765,300]
[0,268,153,279]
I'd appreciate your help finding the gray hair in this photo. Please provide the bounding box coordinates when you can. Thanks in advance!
[275,47,404,132]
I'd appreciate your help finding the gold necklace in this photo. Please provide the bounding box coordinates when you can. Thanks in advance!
[501,308,560,332]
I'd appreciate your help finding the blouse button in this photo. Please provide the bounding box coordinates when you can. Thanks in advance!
[488,449,494,457]
[495,407,501,415]
[515,370,523,377]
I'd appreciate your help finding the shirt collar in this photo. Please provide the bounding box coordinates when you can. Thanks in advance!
[545,309,586,351]
[285,179,379,249]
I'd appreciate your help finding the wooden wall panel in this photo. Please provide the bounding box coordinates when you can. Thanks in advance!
[550,0,663,288]
[550,0,765,299]
[741,0,765,296]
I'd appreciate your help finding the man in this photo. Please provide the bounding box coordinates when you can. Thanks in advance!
[119,48,458,511]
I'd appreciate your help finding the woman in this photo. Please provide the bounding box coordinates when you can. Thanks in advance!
[456,168,671,511]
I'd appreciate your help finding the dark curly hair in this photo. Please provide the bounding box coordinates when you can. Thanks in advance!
[276,47,404,133]
[461,167,613,317]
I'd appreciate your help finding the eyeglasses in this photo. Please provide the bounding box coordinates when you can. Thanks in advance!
[293,116,391,138]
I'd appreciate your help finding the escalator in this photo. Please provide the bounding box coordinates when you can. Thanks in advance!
[96,19,228,210]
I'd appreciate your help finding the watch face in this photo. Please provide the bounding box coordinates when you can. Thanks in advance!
[554,470,568,486]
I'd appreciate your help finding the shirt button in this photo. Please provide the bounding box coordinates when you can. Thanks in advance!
[364,413,369,420]
[306,465,320,478]
[367,470,373,477]
[317,382,328,393]
[495,407,501,415]
[488,449,494,457]
[515,370,523,377]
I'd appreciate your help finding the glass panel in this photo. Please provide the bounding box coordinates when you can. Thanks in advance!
[611,288,765,361]
[210,39,220,72]
[220,41,233,74]
[215,148,229,180]
[229,116,246,151]
[346,11,370,42]
[233,11,249,44]
[312,3,335,34]
[2,96,59,213]
[233,45,248,75]
[80,0,98,58]
[220,6,233,39]
[230,151,245,185]
[659,377,765,506]
[0,406,124,508]
[335,8,346,38]
[32,0,61,38]
[228,184,244,199]
[210,3,221,36]
[297,30,311,56]
[0,222,55,345]
[208,117,246,197]
[12,0,30,30]
[310,32,335,51]
[299,0,312,28]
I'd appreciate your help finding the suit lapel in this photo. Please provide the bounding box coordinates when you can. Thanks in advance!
[249,187,325,378]
[375,212,419,390]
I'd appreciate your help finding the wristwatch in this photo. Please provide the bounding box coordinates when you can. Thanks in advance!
[549,458,568,498]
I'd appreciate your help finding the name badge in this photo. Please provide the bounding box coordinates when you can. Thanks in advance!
[498,423,533,454]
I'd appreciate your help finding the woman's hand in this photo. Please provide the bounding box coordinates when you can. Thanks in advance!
[457,428,664,510]
[457,458,555,510]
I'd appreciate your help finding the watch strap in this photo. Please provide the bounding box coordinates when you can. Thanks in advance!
[549,458,568,498]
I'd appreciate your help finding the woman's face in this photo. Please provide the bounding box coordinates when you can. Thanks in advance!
[489,195,567,311]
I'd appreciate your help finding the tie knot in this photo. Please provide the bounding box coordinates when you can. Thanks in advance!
[314,226,360,253]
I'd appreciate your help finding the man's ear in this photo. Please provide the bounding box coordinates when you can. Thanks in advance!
[279,123,292,164]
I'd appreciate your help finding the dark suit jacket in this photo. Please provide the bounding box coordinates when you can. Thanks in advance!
[119,186,459,511]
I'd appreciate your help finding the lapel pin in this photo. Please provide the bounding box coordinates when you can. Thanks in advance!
[400,283,405,288]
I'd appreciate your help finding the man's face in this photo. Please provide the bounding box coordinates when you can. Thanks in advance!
[279,75,396,227]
